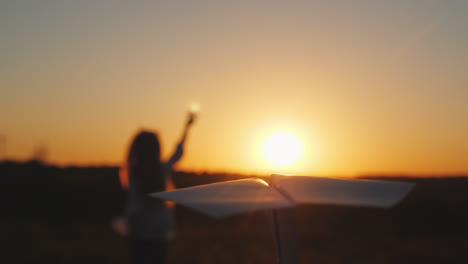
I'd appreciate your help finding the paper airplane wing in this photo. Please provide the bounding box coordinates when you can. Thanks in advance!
[150,178,294,218]
[270,174,414,208]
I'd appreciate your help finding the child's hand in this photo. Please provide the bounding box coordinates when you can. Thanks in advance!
[186,112,196,126]
[111,217,129,237]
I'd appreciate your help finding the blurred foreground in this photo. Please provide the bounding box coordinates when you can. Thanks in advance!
[1,161,467,263]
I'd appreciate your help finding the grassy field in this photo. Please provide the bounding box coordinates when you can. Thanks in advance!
[1,161,468,263]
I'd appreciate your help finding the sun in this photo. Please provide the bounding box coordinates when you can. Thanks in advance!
[261,131,303,169]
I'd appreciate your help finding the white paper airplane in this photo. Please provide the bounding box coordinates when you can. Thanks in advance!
[150,174,414,218]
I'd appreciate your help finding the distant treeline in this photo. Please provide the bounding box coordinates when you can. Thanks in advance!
[0,161,263,222]
[2,160,468,230]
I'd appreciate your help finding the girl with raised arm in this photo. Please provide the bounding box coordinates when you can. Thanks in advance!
[116,112,196,264]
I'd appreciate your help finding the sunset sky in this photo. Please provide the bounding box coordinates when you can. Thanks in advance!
[2,1,467,176]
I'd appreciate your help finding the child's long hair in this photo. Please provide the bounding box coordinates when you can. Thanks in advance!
[119,130,165,193]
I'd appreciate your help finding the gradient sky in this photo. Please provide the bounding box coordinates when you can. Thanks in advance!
[1,0,467,176]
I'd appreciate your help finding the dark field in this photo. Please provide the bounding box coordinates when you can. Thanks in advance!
[1,161,467,264]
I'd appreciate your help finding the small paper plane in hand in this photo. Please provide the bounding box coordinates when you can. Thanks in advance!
[150,174,414,218]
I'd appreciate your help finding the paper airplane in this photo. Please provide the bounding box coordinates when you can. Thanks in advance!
[150,174,414,218]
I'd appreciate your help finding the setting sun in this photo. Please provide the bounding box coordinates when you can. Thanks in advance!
[261,131,303,169]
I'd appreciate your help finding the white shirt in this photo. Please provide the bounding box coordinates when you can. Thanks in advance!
[125,143,183,239]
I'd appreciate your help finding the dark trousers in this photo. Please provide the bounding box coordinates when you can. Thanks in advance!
[129,237,168,264]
